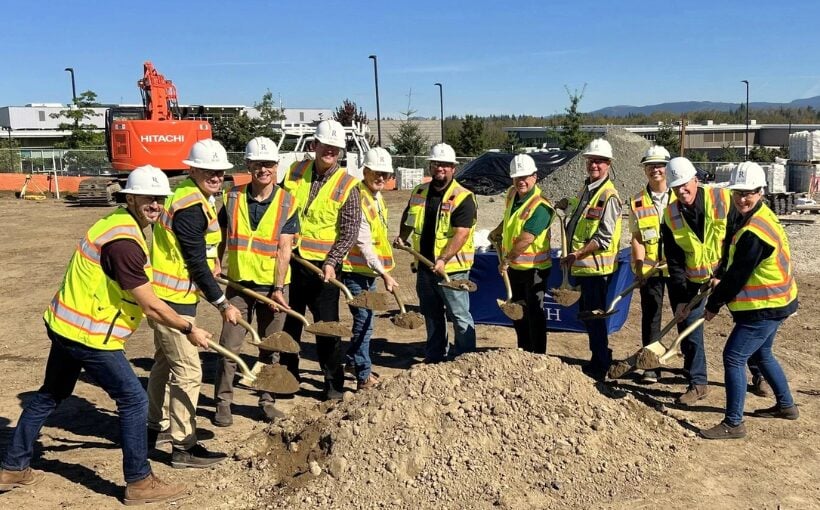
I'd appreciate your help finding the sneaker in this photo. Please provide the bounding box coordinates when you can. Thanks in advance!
[357,374,379,391]
[639,370,658,385]
[171,444,228,469]
[123,472,186,505]
[0,467,44,491]
[213,403,232,428]
[749,375,773,397]
[676,384,709,406]
[752,404,799,420]
[260,402,286,421]
[700,421,747,440]
[147,427,172,450]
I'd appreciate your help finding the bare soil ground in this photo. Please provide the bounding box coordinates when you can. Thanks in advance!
[1,193,819,509]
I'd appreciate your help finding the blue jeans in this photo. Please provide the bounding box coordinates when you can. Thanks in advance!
[723,318,794,426]
[577,275,612,373]
[671,291,708,385]
[3,328,150,483]
[416,269,476,362]
[342,272,376,382]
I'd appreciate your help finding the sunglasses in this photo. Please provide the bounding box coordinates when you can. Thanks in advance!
[732,188,761,198]
[250,161,277,170]
[137,195,165,204]
[198,169,226,179]
[588,158,610,165]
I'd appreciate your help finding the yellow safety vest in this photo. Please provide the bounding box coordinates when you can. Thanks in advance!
[727,204,797,312]
[224,184,296,286]
[43,208,150,350]
[282,160,358,262]
[568,179,621,276]
[342,182,394,276]
[501,185,554,270]
[405,179,476,273]
[663,186,730,284]
[630,187,675,277]
[152,178,222,304]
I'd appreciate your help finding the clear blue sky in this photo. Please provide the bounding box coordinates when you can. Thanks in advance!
[5,0,820,118]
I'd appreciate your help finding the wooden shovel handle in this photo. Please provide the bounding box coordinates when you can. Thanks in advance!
[490,240,514,302]
[235,317,262,346]
[292,255,354,300]
[395,243,452,283]
[207,340,255,381]
[556,212,571,287]
[216,276,311,328]
[390,288,407,314]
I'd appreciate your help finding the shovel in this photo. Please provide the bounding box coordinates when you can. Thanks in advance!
[216,276,351,338]
[577,263,667,321]
[393,243,478,292]
[206,340,299,394]
[389,288,425,329]
[490,241,524,320]
[233,317,300,353]
[292,255,392,311]
[549,213,581,306]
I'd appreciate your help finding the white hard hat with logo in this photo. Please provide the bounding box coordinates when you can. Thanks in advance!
[427,143,458,164]
[119,165,173,196]
[729,161,767,191]
[509,154,538,178]
[582,138,614,161]
[666,157,698,187]
[314,120,346,149]
[245,136,279,162]
[182,139,234,170]
[641,145,671,165]
[362,147,394,173]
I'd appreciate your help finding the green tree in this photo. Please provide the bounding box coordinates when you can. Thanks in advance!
[687,150,709,163]
[212,91,281,152]
[254,90,285,125]
[506,131,524,153]
[456,115,485,156]
[559,85,592,150]
[391,94,428,155]
[51,90,104,149]
[333,98,369,127]
[0,138,21,172]
[718,145,743,162]
[655,122,680,156]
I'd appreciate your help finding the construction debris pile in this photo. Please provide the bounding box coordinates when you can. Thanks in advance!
[219,350,694,510]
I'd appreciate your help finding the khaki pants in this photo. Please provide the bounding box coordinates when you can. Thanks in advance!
[213,286,289,407]
[146,314,201,449]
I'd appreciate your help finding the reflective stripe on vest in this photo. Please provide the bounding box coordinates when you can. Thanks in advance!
[151,178,221,304]
[283,161,357,262]
[224,184,295,285]
[43,208,149,350]
[728,205,797,311]
[343,182,395,276]
[663,186,729,283]
[501,185,554,270]
[406,179,476,273]
[630,188,674,277]
[569,180,621,276]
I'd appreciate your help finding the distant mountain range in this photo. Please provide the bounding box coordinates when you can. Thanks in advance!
[589,96,820,117]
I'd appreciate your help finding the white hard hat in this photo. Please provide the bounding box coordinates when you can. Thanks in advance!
[641,145,671,165]
[427,143,458,164]
[245,136,279,162]
[729,161,767,191]
[582,138,614,161]
[666,157,698,187]
[119,165,172,196]
[182,139,233,171]
[362,147,393,173]
[314,120,346,149]
[509,154,538,178]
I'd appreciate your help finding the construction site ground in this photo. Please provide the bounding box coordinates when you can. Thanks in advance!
[1,192,819,509]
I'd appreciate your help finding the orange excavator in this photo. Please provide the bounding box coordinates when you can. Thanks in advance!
[77,61,212,205]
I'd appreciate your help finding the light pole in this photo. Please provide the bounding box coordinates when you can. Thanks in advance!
[368,55,382,147]
[64,67,77,104]
[434,82,444,143]
[741,79,749,160]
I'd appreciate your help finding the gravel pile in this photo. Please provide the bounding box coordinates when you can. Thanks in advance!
[222,350,693,510]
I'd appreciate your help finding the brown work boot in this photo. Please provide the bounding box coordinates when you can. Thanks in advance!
[123,472,186,506]
[0,467,44,491]
[753,404,799,420]
[676,384,709,406]
[357,374,379,391]
[700,421,747,440]
[749,375,773,397]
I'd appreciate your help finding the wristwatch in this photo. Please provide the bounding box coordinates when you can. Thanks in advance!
[272,286,285,293]
[217,300,231,312]
[180,321,193,335]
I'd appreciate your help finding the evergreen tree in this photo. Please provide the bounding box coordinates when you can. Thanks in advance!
[559,85,592,150]
[654,122,680,156]
[456,115,485,156]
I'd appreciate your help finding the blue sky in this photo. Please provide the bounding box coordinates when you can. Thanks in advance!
[5,0,820,117]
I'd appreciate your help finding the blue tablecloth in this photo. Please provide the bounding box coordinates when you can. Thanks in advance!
[468,248,634,334]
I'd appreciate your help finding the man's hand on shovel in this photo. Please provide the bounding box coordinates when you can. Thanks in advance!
[221,303,241,325]
[322,263,337,283]
[382,273,399,292]
[185,324,213,349]
[269,288,290,311]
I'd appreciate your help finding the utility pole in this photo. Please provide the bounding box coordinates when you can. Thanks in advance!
[64,67,77,103]
[434,83,444,143]
[368,55,382,146]
[742,80,750,160]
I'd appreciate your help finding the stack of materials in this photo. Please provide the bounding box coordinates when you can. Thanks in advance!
[788,131,820,162]
[396,167,424,190]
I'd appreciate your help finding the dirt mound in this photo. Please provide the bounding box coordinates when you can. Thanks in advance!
[391,311,425,329]
[231,350,692,509]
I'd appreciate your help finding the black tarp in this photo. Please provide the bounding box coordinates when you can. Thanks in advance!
[455,150,579,195]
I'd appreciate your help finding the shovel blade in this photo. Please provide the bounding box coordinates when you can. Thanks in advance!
[391,312,425,329]
[498,299,524,320]
[577,308,617,321]
[634,342,667,370]
[551,287,581,306]
[305,321,352,337]
[348,291,393,311]
[258,331,300,354]
[439,280,478,292]
[240,362,300,394]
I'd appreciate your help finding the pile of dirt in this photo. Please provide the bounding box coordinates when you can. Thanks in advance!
[225,350,693,509]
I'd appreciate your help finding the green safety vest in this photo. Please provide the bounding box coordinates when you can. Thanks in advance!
[502,185,554,270]
[342,182,394,276]
[568,179,622,276]
[630,187,674,277]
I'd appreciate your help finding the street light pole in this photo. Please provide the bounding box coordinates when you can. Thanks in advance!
[434,82,444,143]
[64,67,77,104]
[741,79,749,160]
[368,55,382,147]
